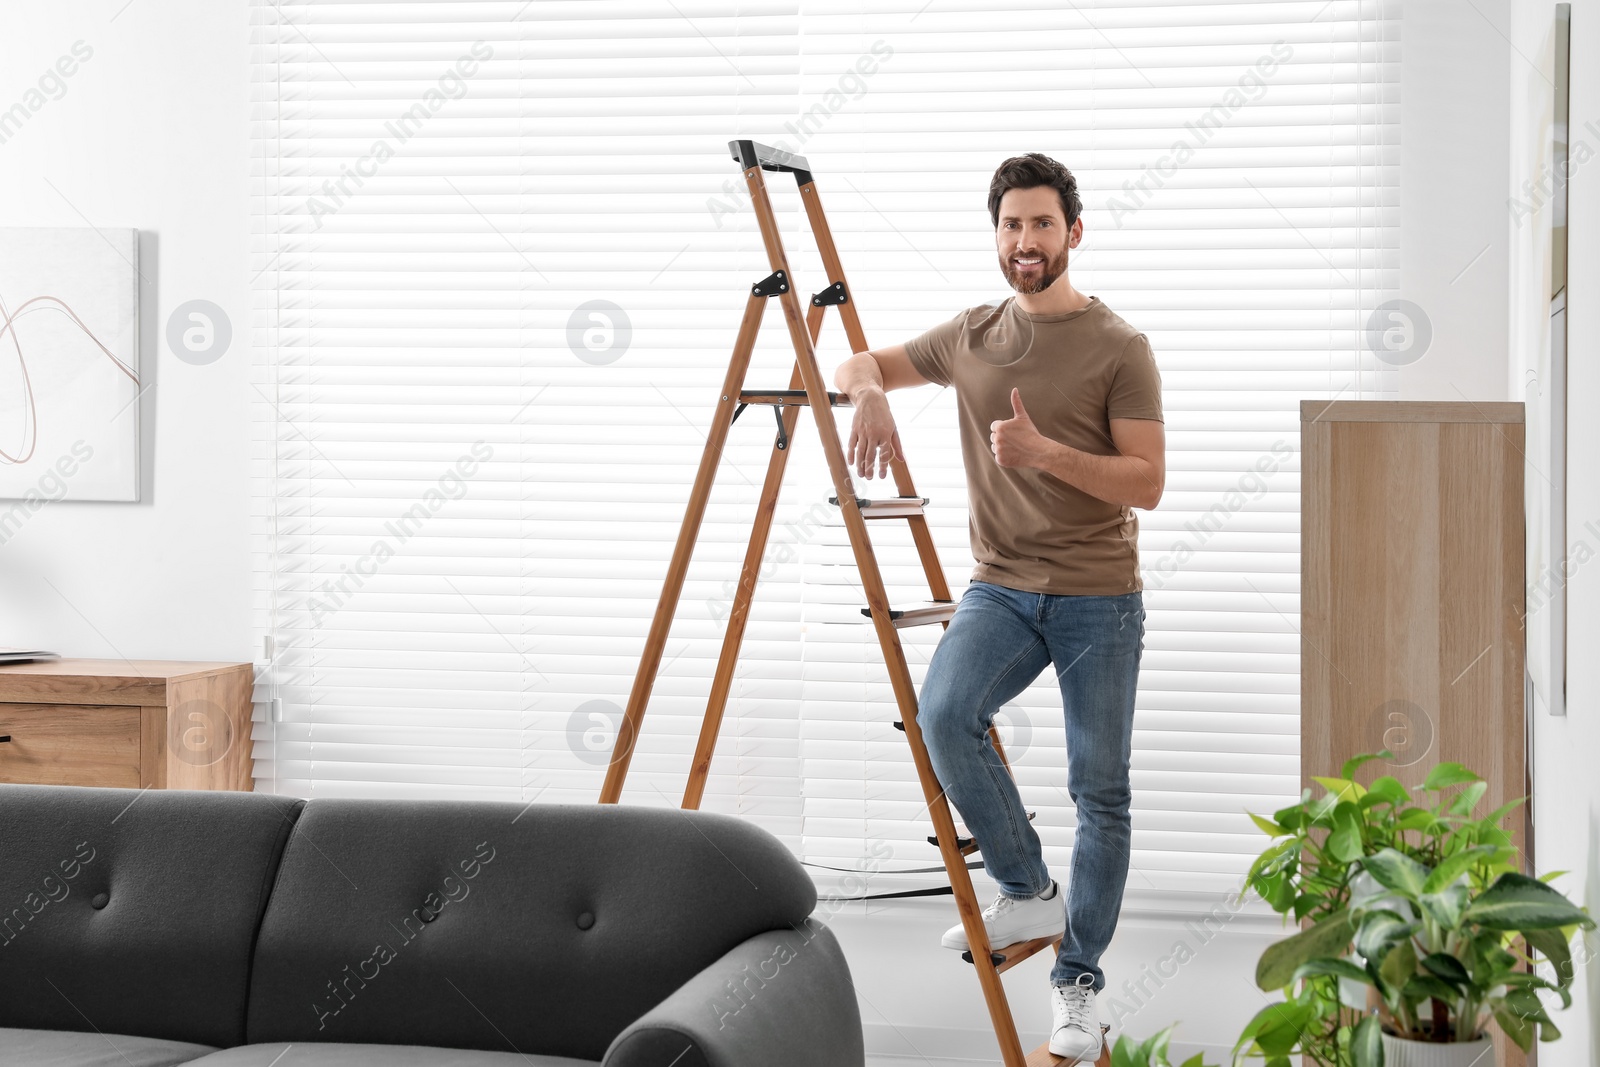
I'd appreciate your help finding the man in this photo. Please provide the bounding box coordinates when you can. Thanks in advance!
[831,152,1164,1062]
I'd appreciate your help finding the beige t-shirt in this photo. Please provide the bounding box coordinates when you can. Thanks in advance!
[902,295,1163,596]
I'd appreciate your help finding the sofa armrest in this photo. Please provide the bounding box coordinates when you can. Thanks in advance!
[602,916,864,1067]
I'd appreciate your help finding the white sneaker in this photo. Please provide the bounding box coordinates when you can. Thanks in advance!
[1049,973,1103,1062]
[939,880,1062,951]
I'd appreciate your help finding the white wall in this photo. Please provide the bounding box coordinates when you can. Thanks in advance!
[1509,2,1600,1064]
[0,0,253,663]
[1397,0,1512,402]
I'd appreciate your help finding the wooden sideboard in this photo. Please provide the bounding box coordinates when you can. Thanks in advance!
[0,659,254,791]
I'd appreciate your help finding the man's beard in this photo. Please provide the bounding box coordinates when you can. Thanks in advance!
[1001,247,1067,294]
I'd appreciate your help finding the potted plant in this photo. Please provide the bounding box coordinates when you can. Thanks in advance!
[1232,751,1594,1067]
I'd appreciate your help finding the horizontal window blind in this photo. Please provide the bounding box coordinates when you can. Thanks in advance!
[252,0,1400,907]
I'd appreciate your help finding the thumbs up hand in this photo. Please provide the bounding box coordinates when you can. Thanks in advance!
[990,387,1047,470]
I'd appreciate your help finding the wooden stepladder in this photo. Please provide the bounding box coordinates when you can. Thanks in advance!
[598,139,1111,1067]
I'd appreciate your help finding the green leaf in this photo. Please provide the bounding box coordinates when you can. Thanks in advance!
[1447,780,1489,817]
[1394,807,1436,833]
[1481,795,1528,825]
[1256,910,1355,990]
[1307,789,1343,824]
[1114,1030,1182,1067]
[1266,873,1296,913]
[1232,1000,1282,1050]
[1379,936,1417,992]
[1502,987,1555,1024]
[1272,802,1308,833]
[1402,973,1462,1003]
[1423,762,1480,790]
[1350,1014,1384,1067]
[1463,872,1599,931]
[1234,997,1315,1058]
[1500,970,1573,1009]
[1249,811,1291,838]
[1494,1005,1536,1053]
[1291,957,1372,985]
[1179,1055,1210,1067]
[1477,825,1514,851]
[1354,909,1413,961]
[1364,775,1411,807]
[1314,775,1367,802]
[1326,801,1366,864]
[1254,1008,1310,1056]
[1524,926,1575,985]
[1143,1025,1173,1065]
[1422,845,1495,894]
[1417,885,1468,930]
[1341,750,1392,780]
[1245,838,1298,893]
[1418,951,1470,987]
[1481,939,1520,975]
[1362,848,1431,900]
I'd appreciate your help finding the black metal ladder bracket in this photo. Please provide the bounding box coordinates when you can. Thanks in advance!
[752,270,789,298]
[728,396,791,451]
[811,281,848,307]
[771,405,789,451]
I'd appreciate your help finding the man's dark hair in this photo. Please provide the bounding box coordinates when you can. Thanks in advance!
[987,153,1082,229]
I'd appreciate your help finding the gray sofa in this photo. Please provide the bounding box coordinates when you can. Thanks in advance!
[0,783,864,1066]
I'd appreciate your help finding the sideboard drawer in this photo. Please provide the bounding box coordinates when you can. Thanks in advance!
[0,703,142,788]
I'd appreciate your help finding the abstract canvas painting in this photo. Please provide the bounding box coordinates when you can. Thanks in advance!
[0,227,140,502]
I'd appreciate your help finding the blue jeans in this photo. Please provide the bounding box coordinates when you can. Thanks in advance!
[918,580,1143,993]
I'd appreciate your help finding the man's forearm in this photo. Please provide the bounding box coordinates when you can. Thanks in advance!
[1038,439,1161,510]
[834,352,885,402]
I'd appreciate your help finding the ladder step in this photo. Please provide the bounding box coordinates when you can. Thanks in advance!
[738,388,851,408]
[829,494,929,519]
[924,809,1034,856]
[962,933,1061,974]
[1025,1028,1113,1066]
[861,600,956,628]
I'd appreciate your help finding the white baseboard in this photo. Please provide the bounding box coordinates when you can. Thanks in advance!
[863,1022,1232,1066]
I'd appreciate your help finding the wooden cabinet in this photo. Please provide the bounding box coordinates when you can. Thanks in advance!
[1301,400,1527,1067]
[0,659,254,791]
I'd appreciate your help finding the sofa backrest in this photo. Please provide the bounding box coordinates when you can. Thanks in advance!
[245,798,817,1061]
[0,783,305,1047]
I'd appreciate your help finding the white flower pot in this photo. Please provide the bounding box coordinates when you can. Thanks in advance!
[1379,1031,1496,1067]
